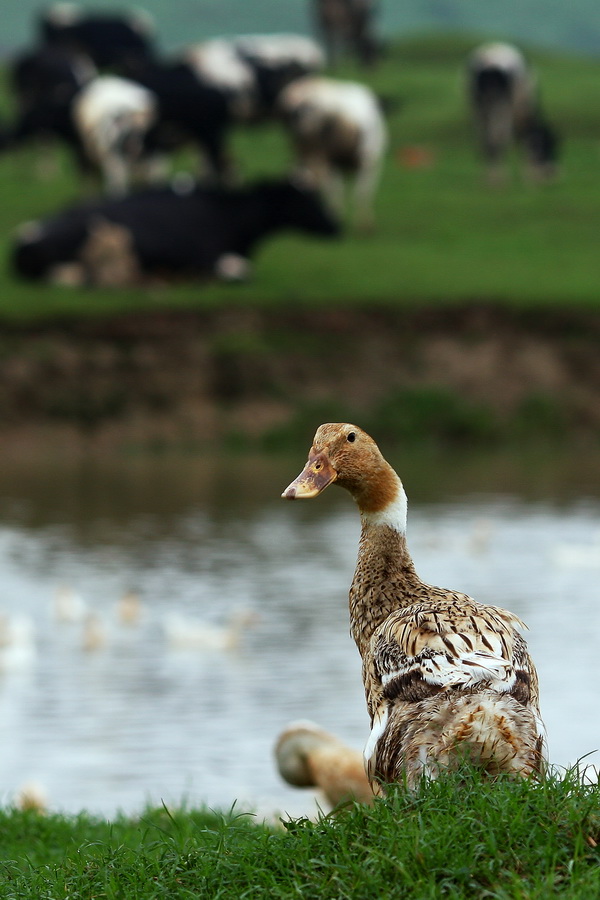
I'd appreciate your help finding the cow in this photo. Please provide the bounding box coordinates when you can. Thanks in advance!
[6,44,97,178]
[278,75,387,231]
[11,176,341,286]
[230,34,325,118]
[7,58,239,194]
[182,33,325,122]
[125,58,236,182]
[38,3,156,71]
[180,39,256,121]
[467,42,559,184]
[8,73,163,196]
[9,44,96,113]
[71,75,162,195]
[312,0,380,67]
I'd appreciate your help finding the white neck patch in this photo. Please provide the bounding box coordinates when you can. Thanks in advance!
[361,484,408,534]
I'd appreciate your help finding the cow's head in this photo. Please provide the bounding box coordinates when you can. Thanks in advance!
[261,176,341,236]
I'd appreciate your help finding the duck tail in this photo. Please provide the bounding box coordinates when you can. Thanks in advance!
[374,691,546,789]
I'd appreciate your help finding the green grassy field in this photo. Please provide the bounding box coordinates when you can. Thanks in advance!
[1,34,600,323]
[1,767,599,898]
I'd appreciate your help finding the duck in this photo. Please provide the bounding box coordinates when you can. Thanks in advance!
[282,423,545,791]
[52,585,87,623]
[0,613,36,672]
[162,608,259,652]
[275,720,374,807]
[81,612,108,652]
[14,780,48,814]
[116,590,143,625]
[553,530,600,568]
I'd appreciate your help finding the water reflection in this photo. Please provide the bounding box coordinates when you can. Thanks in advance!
[0,449,598,818]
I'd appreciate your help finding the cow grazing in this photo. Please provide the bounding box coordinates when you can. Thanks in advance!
[12,177,341,286]
[278,75,387,231]
[313,0,380,67]
[182,33,325,122]
[38,3,156,71]
[71,76,161,195]
[8,73,163,196]
[7,57,238,195]
[467,42,559,184]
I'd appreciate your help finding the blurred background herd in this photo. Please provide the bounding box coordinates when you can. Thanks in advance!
[0,0,567,287]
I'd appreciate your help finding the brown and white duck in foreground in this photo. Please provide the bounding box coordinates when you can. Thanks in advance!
[275,720,374,808]
[282,423,546,791]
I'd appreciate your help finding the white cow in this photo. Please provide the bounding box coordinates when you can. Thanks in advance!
[278,75,387,231]
[71,75,161,195]
[467,42,559,183]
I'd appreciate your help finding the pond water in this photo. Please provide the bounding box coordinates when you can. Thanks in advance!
[0,448,598,820]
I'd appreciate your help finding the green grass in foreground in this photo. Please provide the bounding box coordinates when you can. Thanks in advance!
[1,34,600,321]
[1,767,599,898]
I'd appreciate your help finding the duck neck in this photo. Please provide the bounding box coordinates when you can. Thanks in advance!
[349,488,420,653]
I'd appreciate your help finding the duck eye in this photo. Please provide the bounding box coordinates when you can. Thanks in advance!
[347,432,356,443]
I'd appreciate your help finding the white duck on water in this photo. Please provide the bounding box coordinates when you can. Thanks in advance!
[282,423,546,791]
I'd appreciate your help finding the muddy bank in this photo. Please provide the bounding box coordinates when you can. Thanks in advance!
[0,303,598,454]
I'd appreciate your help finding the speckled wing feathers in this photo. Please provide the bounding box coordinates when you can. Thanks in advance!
[368,594,538,708]
[365,590,538,700]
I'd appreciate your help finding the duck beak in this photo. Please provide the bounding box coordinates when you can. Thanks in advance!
[281,452,338,499]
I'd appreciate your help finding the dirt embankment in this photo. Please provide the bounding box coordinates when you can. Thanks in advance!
[0,304,598,453]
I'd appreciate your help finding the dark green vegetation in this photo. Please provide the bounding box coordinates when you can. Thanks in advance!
[1,35,600,323]
[1,767,599,898]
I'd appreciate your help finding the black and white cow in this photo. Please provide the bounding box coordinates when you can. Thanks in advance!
[9,44,96,113]
[467,42,559,183]
[12,177,341,286]
[278,75,388,231]
[125,58,236,182]
[38,3,156,71]
[7,56,240,194]
[8,73,163,195]
[5,44,97,176]
[312,0,380,67]
[182,33,325,122]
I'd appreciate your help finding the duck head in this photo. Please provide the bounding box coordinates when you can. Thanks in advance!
[282,423,406,527]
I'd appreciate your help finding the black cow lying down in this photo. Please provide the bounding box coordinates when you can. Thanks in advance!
[12,177,340,286]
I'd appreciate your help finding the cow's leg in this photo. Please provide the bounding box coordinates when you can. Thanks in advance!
[351,10,378,67]
[477,103,512,186]
[200,131,237,185]
[102,152,130,196]
[324,169,346,218]
[352,161,379,232]
[292,155,336,215]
